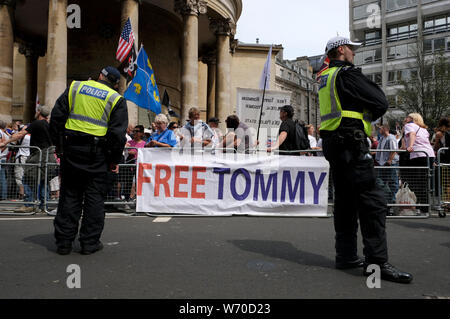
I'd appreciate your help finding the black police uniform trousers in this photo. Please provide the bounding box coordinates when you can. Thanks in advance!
[54,143,108,249]
[322,130,388,265]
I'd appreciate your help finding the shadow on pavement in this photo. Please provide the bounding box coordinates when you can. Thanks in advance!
[390,221,450,232]
[22,233,60,253]
[228,239,335,269]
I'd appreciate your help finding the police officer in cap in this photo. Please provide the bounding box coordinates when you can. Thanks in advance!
[50,66,128,255]
[319,37,412,283]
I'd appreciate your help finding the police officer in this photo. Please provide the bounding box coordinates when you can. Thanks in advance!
[319,37,412,283]
[50,66,128,255]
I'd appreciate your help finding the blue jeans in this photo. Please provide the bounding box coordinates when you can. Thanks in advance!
[0,159,7,200]
[377,163,399,203]
[24,181,49,209]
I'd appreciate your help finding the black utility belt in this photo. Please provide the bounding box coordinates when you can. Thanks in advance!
[64,135,106,145]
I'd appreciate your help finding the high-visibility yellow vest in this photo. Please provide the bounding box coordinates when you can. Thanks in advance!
[66,80,122,136]
[318,66,372,137]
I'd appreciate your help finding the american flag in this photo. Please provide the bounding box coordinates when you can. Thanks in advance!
[316,56,330,82]
[116,18,135,63]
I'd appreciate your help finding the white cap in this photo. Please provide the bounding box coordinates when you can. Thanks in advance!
[325,36,362,54]
[144,128,152,134]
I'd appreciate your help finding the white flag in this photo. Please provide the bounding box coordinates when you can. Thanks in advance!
[259,45,272,90]
[36,93,40,112]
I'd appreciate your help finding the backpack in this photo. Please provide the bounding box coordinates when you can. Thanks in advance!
[294,120,311,151]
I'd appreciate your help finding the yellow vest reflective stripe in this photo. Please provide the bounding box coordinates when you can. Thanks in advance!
[66,80,122,136]
[319,66,372,136]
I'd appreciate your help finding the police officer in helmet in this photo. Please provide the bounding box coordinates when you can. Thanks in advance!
[319,37,412,283]
[50,66,128,255]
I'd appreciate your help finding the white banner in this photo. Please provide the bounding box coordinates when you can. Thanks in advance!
[236,88,291,149]
[136,149,329,216]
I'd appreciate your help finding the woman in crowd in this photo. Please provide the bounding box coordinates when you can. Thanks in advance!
[146,114,177,148]
[401,113,435,213]
[124,125,146,202]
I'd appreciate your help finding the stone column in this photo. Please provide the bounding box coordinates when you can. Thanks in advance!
[119,0,140,125]
[45,0,67,110]
[175,0,207,123]
[19,44,45,123]
[0,0,15,123]
[202,53,216,120]
[210,18,235,131]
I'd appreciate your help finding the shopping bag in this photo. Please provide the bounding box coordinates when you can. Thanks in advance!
[395,182,418,216]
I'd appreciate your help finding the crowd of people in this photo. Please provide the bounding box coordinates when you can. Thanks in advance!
[0,104,449,217]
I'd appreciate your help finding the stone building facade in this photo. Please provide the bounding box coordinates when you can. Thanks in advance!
[1,0,251,130]
[275,53,320,129]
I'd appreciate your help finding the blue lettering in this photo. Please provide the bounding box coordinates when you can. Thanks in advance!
[230,169,251,201]
[309,172,327,204]
[253,169,277,202]
[280,171,305,203]
[213,168,230,200]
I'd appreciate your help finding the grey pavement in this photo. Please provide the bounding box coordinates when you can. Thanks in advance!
[0,214,449,299]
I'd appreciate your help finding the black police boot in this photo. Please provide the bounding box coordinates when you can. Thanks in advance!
[364,262,413,284]
[335,256,364,269]
[56,243,73,255]
[80,241,104,255]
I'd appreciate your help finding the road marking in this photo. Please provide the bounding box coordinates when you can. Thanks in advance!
[153,217,172,223]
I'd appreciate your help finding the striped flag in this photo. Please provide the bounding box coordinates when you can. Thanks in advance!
[116,18,135,63]
[315,56,330,82]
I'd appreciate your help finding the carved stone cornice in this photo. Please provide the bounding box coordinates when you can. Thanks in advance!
[0,0,17,8]
[201,51,217,65]
[174,0,208,16]
[18,43,45,58]
[230,38,238,54]
[209,17,236,36]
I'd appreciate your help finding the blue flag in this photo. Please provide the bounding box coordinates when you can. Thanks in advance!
[124,46,161,114]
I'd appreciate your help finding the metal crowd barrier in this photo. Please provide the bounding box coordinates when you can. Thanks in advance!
[0,145,443,219]
[437,147,449,217]
[0,146,42,215]
[372,149,432,219]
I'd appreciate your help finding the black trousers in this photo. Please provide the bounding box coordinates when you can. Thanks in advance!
[323,132,388,265]
[54,146,108,248]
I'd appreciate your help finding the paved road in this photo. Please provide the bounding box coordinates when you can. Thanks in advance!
[0,214,449,299]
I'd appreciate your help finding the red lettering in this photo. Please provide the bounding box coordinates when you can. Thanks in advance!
[191,166,206,199]
[174,165,189,198]
[154,164,172,197]
[137,163,152,196]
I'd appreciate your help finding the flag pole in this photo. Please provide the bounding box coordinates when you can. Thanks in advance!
[256,77,267,145]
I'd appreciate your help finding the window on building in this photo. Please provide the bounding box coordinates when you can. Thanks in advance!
[424,18,434,29]
[387,0,417,12]
[364,30,381,45]
[408,43,417,57]
[435,16,447,31]
[353,2,379,20]
[387,46,396,60]
[446,37,450,51]
[435,38,445,51]
[387,21,418,41]
[424,39,433,53]
[354,52,363,65]
[375,48,382,62]
[398,23,409,34]
[363,50,375,64]
[396,44,408,59]
[388,71,396,83]
[374,73,382,85]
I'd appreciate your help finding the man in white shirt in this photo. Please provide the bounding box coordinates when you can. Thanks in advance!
[13,125,30,199]
[375,123,399,203]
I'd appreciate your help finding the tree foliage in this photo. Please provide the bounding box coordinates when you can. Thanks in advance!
[395,49,450,128]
